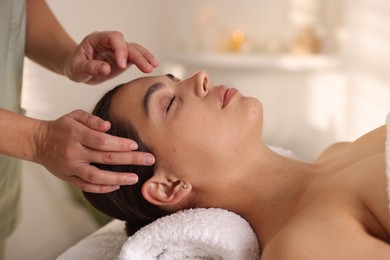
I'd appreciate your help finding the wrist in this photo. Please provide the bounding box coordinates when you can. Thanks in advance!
[31,119,50,164]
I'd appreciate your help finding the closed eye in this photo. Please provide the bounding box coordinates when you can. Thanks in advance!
[166,96,175,113]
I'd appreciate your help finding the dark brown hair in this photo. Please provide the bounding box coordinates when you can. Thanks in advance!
[83,84,169,236]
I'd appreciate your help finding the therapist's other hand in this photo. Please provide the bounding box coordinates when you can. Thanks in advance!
[64,31,159,84]
[34,109,155,193]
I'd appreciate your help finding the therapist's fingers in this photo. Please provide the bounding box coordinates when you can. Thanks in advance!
[80,165,138,186]
[67,109,156,165]
[83,31,158,73]
[77,59,112,77]
[67,109,112,132]
[66,110,137,151]
[94,31,129,69]
[68,164,141,193]
[66,110,156,166]
[71,178,120,194]
[126,42,159,73]
[85,149,156,166]
[65,31,159,84]
[66,109,113,135]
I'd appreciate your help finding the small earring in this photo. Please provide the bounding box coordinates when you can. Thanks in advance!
[182,183,188,189]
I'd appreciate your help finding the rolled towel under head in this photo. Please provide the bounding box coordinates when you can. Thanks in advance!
[118,208,260,260]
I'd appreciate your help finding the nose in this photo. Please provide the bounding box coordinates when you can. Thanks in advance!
[194,70,210,98]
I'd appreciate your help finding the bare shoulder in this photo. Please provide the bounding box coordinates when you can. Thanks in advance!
[315,125,386,163]
[316,141,351,162]
[261,218,390,260]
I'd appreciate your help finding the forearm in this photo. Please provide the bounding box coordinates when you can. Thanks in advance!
[0,108,42,162]
[25,0,77,75]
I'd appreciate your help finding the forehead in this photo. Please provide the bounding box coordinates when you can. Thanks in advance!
[116,75,157,99]
[110,77,149,121]
[109,75,165,126]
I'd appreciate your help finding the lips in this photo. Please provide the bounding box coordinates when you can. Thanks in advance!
[218,85,237,108]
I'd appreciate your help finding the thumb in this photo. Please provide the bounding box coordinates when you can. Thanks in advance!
[69,60,111,82]
[83,60,111,77]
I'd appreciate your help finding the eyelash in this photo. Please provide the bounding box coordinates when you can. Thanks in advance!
[166,96,175,113]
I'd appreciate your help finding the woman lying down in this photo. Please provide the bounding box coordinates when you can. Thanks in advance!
[84,70,390,259]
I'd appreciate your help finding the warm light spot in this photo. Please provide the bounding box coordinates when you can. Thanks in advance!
[232,30,245,43]
[230,30,245,52]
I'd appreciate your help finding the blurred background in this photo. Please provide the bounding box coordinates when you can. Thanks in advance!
[5,0,390,259]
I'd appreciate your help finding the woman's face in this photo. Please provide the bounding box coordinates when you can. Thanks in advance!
[111,70,263,188]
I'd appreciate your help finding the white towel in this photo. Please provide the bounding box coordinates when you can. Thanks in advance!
[57,220,128,260]
[118,208,260,260]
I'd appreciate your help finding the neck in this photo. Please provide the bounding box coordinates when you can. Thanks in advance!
[222,146,317,249]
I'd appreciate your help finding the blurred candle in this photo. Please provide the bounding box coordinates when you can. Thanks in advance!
[230,30,245,52]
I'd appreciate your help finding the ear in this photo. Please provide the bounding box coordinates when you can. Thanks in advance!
[142,175,191,207]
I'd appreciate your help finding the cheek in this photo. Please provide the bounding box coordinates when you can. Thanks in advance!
[166,117,250,173]
[158,118,227,178]
[178,98,262,151]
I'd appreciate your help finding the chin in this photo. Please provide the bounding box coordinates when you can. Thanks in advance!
[239,97,264,138]
[245,97,263,121]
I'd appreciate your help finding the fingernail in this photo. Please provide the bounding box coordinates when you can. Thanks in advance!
[152,59,159,67]
[121,58,127,69]
[144,154,155,165]
[127,175,138,184]
[111,186,120,191]
[97,120,109,128]
[98,63,106,74]
[130,142,138,150]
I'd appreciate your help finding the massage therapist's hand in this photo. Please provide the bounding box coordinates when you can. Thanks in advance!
[64,31,159,84]
[34,109,155,193]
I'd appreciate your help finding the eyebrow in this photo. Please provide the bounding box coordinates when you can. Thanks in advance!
[143,74,176,116]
